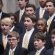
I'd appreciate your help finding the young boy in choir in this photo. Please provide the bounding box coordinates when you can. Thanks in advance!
[9,13,17,26]
[0,17,13,55]
[25,4,36,15]
[4,31,28,55]
[0,16,20,50]
[29,32,47,55]
[36,18,47,35]
[22,14,37,53]
[0,17,13,49]
[35,18,52,49]
[9,13,19,33]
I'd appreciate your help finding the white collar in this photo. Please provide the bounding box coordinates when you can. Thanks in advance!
[2,34,8,38]
[20,8,25,12]
[40,7,46,10]
[10,26,15,32]
[26,27,34,33]
[49,13,55,18]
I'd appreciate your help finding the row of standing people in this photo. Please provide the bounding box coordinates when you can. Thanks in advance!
[0,0,55,55]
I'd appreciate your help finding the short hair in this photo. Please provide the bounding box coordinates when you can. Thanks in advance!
[34,32,46,42]
[46,0,55,7]
[1,17,12,26]
[18,0,29,4]
[25,4,36,11]
[37,18,47,26]
[51,29,55,35]
[24,14,37,23]
[9,13,18,23]
[8,31,20,40]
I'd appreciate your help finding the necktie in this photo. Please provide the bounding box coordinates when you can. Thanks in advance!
[2,35,8,49]
[39,8,45,18]
[22,31,30,49]
[47,14,55,32]
[35,50,39,55]
[19,11,22,22]
[9,50,14,55]
[19,9,24,22]
[47,17,52,32]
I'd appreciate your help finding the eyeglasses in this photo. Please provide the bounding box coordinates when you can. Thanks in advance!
[8,38,17,41]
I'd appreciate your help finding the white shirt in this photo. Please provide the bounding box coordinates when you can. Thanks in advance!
[0,12,2,19]
[19,8,25,22]
[35,46,45,55]
[10,26,15,32]
[39,7,45,18]
[22,27,34,49]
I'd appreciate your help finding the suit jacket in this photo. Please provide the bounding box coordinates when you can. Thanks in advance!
[0,33,9,51]
[4,44,28,55]
[1,12,10,19]
[15,10,26,34]
[46,48,54,55]
[36,7,49,20]
[29,48,47,55]
[0,33,4,55]
[48,16,55,34]
[45,33,53,50]
[15,10,25,23]
[21,28,38,53]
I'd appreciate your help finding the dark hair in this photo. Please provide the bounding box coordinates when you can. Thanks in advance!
[18,0,29,4]
[24,14,37,23]
[37,18,47,26]
[25,4,36,11]
[36,18,47,32]
[51,29,55,35]
[8,31,20,40]
[25,0,29,3]
[9,13,18,24]
[34,32,46,42]
[46,0,55,7]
